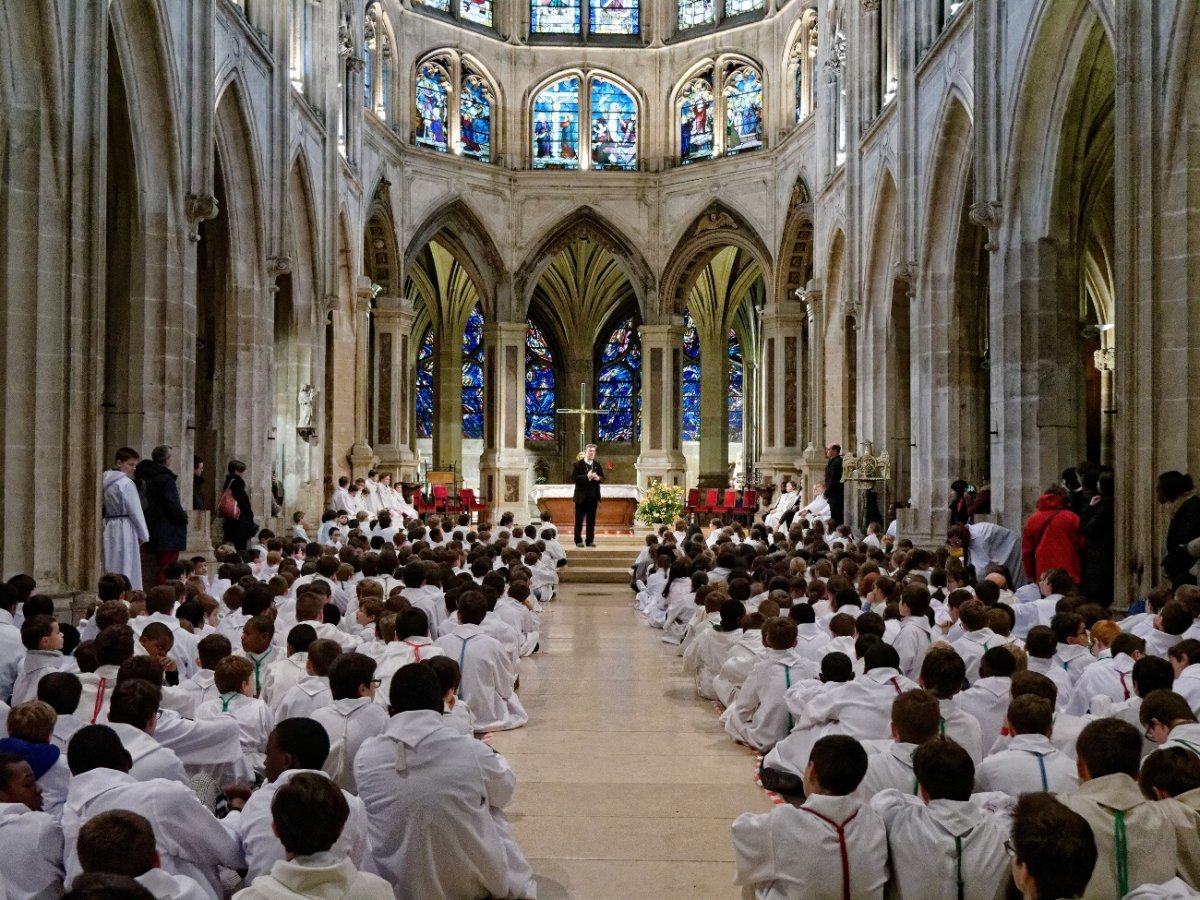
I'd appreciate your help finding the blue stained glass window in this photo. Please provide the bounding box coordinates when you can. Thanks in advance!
[532,77,581,169]
[462,305,485,438]
[362,42,372,109]
[728,329,743,441]
[461,0,493,27]
[724,66,764,156]
[725,0,763,15]
[532,0,582,34]
[794,59,805,125]
[590,0,638,34]
[416,328,434,439]
[415,64,451,153]
[590,78,637,171]
[678,0,714,30]
[525,321,556,441]
[682,310,701,441]
[597,316,641,442]
[679,75,715,164]
[460,73,492,162]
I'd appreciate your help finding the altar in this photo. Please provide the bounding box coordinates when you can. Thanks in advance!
[530,484,644,534]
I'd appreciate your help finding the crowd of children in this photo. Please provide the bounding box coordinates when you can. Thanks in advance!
[0,502,570,899]
[632,507,1200,899]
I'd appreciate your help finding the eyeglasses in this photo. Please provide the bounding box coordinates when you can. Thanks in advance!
[369,679,382,687]
[1145,721,1161,744]
[1003,839,1017,859]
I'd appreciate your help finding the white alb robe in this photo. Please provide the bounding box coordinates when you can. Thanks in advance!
[354,709,536,900]
[432,624,527,732]
[373,638,446,710]
[722,649,821,752]
[102,469,150,590]
[0,802,64,900]
[973,733,1078,795]
[311,697,389,792]
[764,488,801,532]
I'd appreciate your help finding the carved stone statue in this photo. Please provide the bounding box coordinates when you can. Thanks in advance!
[298,384,317,428]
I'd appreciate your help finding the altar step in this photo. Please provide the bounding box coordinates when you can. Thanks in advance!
[559,541,640,584]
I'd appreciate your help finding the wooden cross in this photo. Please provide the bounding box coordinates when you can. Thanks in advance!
[556,381,604,456]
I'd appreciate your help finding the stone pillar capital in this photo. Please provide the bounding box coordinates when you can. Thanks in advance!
[483,320,529,344]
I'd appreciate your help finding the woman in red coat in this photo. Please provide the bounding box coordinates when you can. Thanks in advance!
[1022,484,1084,586]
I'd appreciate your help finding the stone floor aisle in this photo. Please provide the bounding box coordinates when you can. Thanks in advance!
[488,576,772,899]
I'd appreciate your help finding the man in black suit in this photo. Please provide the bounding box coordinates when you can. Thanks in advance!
[571,443,605,547]
[824,443,844,527]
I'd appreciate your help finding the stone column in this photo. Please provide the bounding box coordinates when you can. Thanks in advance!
[371,295,417,478]
[431,318,464,471]
[348,277,375,477]
[479,322,531,513]
[635,322,687,488]
[798,289,827,500]
[1094,346,1115,466]
[697,328,730,488]
[756,302,807,485]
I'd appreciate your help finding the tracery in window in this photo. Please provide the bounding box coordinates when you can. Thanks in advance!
[414,0,491,28]
[531,0,582,33]
[678,59,764,164]
[533,0,638,36]
[534,71,639,171]
[412,53,495,164]
[678,0,715,30]
[525,321,556,440]
[597,316,641,442]
[590,0,638,35]
[462,305,485,439]
[789,11,818,125]
[363,3,393,120]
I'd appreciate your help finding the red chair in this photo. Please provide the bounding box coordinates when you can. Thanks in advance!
[736,489,758,525]
[712,489,739,522]
[415,492,437,518]
[684,488,703,522]
[700,489,720,525]
[458,488,489,524]
[431,484,456,514]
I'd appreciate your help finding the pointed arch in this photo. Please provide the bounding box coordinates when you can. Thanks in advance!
[403,196,506,321]
[660,201,774,319]
[214,76,266,281]
[774,175,815,304]
[514,206,655,321]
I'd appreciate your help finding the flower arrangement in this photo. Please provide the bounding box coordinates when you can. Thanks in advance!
[636,483,685,525]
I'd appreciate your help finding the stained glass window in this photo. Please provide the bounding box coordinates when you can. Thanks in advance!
[416,328,435,439]
[724,66,763,156]
[460,71,492,162]
[415,64,451,153]
[590,0,638,34]
[461,0,493,27]
[679,75,715,164]
[682,311,701,441]
[678,0,715,30]
[728,329,743,441]
[462,305,485,439]
[525,321,556,440]
[415,0,451,11]
[532,77,581,169]
[597,316,641,442]
[590,78,637,171]
[362,34,372,108]
[532,0,581,33]
[725,0,763,15]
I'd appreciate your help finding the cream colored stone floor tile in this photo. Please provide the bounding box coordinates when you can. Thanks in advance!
[505,782,767,820]
[525,859,742,900]
[500,578,770,897]
[513,814,739,862]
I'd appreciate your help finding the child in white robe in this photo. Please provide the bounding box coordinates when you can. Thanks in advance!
[261,625,316,715]
[494,583,540,657]
[63,724,241,898]
[354,664,536,900]
[682,599,745,701]
[733,735,888,900]
[1051,611,1097,687]
[11,616,64,706]
[524,550,559,604]
[0,752,65,899]
[722,617,820,752]
[803,643,919,742]
[77,809,209,900]
[373,610,446,711]
[918,646,984,764]
[712,613,767,708]
[196,657,274,781]
[974,695,1077,796]
[273,639,339,721]
[760,653,856,789]
[101,454,150,592]
[432,594,527,733]
[859,689,941,799]
[164,633,229,719]
[635,553,672,615]
[648,562,690,629]
[956,646,1018,755]
[1023,625,1074,708]
[660,571,702,644]
[105,681,190,785]
[1007,793,1102,900]
[310,653,389,793]
[222,721,374,884]
[1064,632,1143,716]
[871,737,1010,900]
[233,772,392,900]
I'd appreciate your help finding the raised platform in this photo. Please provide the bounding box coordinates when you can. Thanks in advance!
[532,485,644,536]
[559,536,643,584]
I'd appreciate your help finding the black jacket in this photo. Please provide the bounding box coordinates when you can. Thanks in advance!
[1164,494,1200,587]
[224,473,256,527]
[824,455,844,500]
[134,460,189,551]
[571,458,604,504]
